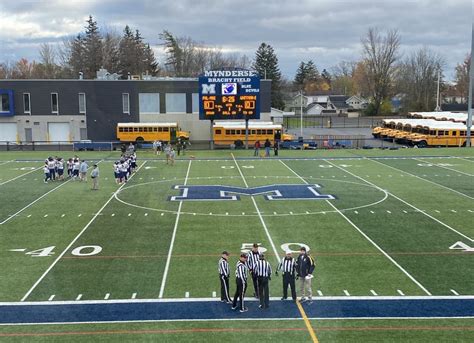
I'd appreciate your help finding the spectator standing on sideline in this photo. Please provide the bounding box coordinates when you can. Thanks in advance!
[274,141,279,156]
[79,160,88,182]
[165,144,171,164]
[169,147,176,166]
[90,164,99,190]
[264,139,271,157]
[276,251,297,301]
[218,251,232,303]
[296,247,315,304]
[255,254,272,309]
[254,140,261,157]
[177,139,182,156]
[152,140,158,155]
[232,253,249,313]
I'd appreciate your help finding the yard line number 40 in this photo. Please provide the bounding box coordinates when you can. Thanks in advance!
[22,245,102,257]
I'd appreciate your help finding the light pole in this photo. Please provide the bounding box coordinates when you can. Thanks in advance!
[467,23,473,147]
[300,91,304,138]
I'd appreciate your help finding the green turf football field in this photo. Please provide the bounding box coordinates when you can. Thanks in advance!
[0,148,473,342]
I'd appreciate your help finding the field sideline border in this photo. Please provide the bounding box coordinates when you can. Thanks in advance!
[1,297,473,325]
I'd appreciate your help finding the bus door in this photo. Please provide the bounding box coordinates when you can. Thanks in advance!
[170,126,177,143]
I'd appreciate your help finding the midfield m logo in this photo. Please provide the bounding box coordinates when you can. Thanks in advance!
[169,184,335,201]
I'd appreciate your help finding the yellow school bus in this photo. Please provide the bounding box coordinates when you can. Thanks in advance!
[212,121,293,147]
[408,111,467,123]
[117,122,189,143]
[408,121,472,147]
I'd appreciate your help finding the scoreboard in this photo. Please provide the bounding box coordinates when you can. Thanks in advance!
[199,70,260,120]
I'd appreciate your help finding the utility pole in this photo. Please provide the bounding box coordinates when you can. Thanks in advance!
[300,91,304,138]
[435,68,441,111]
[467,23,473,147]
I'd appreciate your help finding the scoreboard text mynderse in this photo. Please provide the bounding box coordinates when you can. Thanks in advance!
[199,70,260,120]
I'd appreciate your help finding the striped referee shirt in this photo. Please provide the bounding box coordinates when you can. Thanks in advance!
[277,257,296,274]
[235,261,248,281]
[218,257,230,277]
[247,250,261,271]
[255,259,272,277]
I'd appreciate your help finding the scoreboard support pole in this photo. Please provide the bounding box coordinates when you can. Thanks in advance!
[210,120,214,150]
[245,119,249,150]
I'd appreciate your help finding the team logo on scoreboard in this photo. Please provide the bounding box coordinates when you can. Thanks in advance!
[222,83,237,95]
[169,184,335,201]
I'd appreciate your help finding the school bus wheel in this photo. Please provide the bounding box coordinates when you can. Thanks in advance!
[234,140,244,148]
[135,137,144,143]
[417,140,427,148]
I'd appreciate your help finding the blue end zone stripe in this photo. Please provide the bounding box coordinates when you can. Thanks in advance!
[1,299,473,324]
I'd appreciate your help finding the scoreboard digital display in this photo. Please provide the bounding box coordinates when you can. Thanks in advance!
[199,70,260,120]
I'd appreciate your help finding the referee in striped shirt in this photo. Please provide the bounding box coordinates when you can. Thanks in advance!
[276,251,297,301]
[255,254,272,309]
[247,243,261,298]
[218,251,231,303]
[232,253,249,312]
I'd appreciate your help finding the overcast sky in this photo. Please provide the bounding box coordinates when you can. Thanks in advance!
[0,0,472,80]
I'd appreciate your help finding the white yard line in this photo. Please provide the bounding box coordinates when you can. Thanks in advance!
[369,158,474,201]
[0,166,42,186]
[326,159,474,243]
[0,160,12,166]
[20,161,145,302]
[279,160,432,296]
[231,154,280,263]
[1,162,103,226]
[158,160,192,299]
[413,157,474,177]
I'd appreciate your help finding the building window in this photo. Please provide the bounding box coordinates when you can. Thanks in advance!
[78,93,86,114]
[51,93,59,114]
[166,93,186,113]
[139,93,160,114]
[0,93,10,113]
[23,93,31,114]
[122,93,130,114]
[192,93,199,114]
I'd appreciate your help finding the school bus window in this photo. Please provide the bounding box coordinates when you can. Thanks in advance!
[225,130,230,135]
[267,129,273,134]
[460,131,466,136]
[216,129,221,134]
[256,129,261,135]
[438,130,444,136]
[430,130,435,135]
[163,127,169,132]
[119,127,124,132]
[251,130,256,134]
[230,129,236,135]
[132,127,137,132]
[237,130,241,135]
[451,131,457,136]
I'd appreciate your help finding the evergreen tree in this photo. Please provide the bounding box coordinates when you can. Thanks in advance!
[321,68,332,88]
[143,43,159,75]
[118,25,136,78]
[83,15,103,78]
[69,34,86,76]
[294,61,307,90]
[102,31,120,74]
[252,42,285,109]
[305,60,320,82]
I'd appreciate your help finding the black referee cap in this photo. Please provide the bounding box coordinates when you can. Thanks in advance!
[240,253,248,258]
[222,251,229,255]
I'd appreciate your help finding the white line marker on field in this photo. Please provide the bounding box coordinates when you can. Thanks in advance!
[111,213,115,217]
[212,291,216,298]
[0,166,42,186]
[48,295,55,301]
[469,210,474,213]
[370,290,378,296]
[434,210,440,213]
[20,161,142,302]
[233,155,281,266]
[144,213,148,216]
[343,290,350,296]
[370,211,375,214]
[317,290,323,296]
[131,293,137,299]
[128,213,132,216]
[27,214,31,218]
[306,211,310,214]
[273,211,277,215]
[159,160,192,299]
[354,211,358,214]
[451,210,457,213]
[386,210,392,214]
[75,294,82,301]
[282,160,433,296]
[61,214,65,217]
[338,159,474,244]
[185,292,189,298]
[450,289,459,295]
[161,213,164,216]
[104,293,110,300]
[43,214,48,218]
[397,290,405,296]
[402,210,408,214]
[77,214,82,217]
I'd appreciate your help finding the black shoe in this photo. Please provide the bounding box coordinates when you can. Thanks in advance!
[258,305,263,309]
[281,297,287,300]
[231,306,237,310]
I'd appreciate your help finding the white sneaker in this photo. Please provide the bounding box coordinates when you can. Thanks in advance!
[239,307,248,313]
[300,297,307,303]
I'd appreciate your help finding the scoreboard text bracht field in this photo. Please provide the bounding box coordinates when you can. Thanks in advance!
[199,70,261,120]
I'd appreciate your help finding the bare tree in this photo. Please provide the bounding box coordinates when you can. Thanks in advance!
[454,54,471,101]
[362,28,401,114]
[396,47,444,111]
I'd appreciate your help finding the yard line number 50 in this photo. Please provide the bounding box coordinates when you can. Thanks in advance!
[23,245,102,257]
[241,242,310,254]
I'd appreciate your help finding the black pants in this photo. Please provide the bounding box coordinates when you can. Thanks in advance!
[283,273,296,300]
[232,278,247,310]
[251,272,259,298]
[258,276,270,308]
[220,275,231,302]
